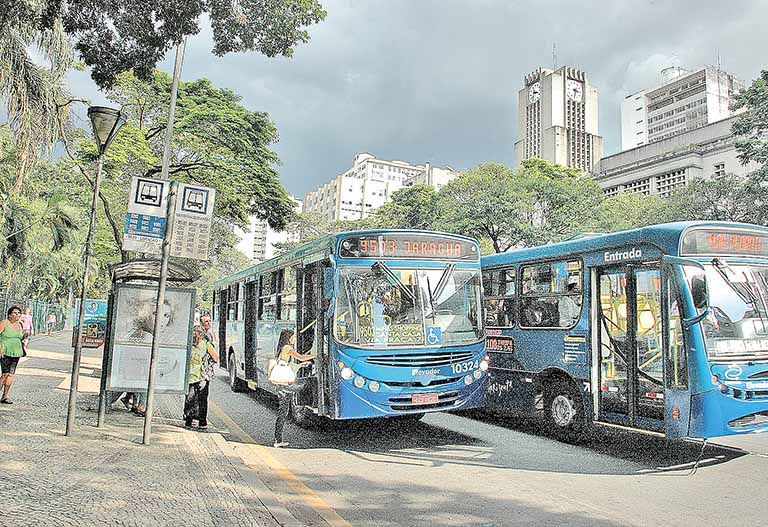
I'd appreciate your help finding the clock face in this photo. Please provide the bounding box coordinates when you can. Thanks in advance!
[567,79,583,102]
[528,82,541,104]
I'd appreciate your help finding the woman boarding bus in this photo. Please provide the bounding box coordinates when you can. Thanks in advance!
[482,221,768,441]
[213,230,488,424]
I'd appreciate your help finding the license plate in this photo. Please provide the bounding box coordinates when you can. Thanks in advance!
[412,393,439,404]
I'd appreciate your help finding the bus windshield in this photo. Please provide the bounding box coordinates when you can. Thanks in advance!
[334,265,483,348]
[688,263,768,360]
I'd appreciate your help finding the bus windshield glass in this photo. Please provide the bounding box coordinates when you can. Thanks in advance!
[687,263,768,360]
[334,265,483,347]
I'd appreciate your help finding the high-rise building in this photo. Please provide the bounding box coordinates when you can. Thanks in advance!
[593,115,758,198]
[303,153,457,221]
[237,197,303,263]
[514,66,604,171]
[620,66,745,151]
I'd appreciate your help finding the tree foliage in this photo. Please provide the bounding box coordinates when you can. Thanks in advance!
[0,7,74,191]
[733,69,768,180]
[371,184,440,230]
[6,0,326,88]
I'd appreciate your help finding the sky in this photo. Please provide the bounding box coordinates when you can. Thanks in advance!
[67,0,768,200]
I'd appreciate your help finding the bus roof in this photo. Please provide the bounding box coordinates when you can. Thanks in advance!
[214,229,479,289]
[482,221,768,267]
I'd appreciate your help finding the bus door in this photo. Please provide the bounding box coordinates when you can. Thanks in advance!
[244,281,258,381]
[595,265,665,432]
[218,289,228,368]
[297,262,326,414]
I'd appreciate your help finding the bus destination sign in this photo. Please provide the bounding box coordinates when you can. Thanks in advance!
[339,233,478,260]
[681,229,768,258]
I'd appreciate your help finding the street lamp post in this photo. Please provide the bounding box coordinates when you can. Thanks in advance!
[65,106,125,437]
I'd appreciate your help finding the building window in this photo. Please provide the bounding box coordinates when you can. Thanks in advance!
[714,162,726,178]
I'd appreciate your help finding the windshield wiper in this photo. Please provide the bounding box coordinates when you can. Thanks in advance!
[371,261,416,303]
[432,263,456,302]
[711,259,756,307]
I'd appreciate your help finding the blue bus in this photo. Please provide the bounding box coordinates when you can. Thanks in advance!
[481,221,768,440]
[213,230,488,423]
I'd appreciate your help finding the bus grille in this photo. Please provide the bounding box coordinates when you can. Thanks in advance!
[366,351,474,368]
[388,391,460,411]
[729,411,768,428]
[384,376,463,388]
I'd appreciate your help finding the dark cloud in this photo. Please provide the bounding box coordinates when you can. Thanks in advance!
[67,0,768,199]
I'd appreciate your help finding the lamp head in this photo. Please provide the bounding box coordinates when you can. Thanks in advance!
[87,106,125,154]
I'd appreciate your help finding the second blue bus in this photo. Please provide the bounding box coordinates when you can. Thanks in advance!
[482,221,768,440]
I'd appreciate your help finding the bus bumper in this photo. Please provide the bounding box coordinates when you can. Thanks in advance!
[334,374,488,419]
[689,390,768,438]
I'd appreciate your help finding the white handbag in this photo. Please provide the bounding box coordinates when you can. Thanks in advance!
[268,359,296,385]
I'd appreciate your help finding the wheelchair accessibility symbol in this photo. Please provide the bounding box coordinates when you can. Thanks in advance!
[426,326,442,345]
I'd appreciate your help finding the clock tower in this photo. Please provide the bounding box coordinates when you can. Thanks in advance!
[514,66,603,171]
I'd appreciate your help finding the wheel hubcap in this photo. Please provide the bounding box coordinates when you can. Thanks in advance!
[552,394,575,427]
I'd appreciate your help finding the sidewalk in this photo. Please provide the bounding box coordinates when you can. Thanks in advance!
[0,333,299,527]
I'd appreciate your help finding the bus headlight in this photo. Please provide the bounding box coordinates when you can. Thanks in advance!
[354,376,366,388]
[473,369,482,380]
[341,367,354,380]
[368,381,380,392]
[464,374,473,385]
[479,359,489,372]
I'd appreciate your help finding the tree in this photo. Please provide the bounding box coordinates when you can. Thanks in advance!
[516,158,605,246]
[732,69,768,181]
[0,9,74,192]
[10,0,327,88]
[587,192,675,233]
[438,163,535,253]
[663,175,768,225]
[370,184,440,230]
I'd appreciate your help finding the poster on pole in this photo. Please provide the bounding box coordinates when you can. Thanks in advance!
[170,183,216,260]
[123,176,170,255]
[71,299,108,348]
[106,284,194,394]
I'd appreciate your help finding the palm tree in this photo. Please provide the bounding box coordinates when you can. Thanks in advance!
[0,15,73,192]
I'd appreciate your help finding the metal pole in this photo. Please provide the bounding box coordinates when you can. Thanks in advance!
[143,40,186,445]
[65,153,104,436]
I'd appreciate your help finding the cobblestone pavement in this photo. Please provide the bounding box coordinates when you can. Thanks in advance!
[0,333,293,527]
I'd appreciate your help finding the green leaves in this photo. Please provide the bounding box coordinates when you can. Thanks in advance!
[25,0,326,89]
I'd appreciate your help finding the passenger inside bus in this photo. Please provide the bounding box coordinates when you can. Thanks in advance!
[558,275,582,327]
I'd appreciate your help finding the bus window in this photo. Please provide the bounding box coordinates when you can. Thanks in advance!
[228,283,240,320]
[483,268,516,327]
[259,273,277,321]
[667,286,688,388]
[237,282,245,320]
[278,267,297,322]
[520,260,582,328]
[212,290,218,322]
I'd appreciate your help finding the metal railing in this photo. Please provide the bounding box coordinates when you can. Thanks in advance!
[0,289,66,333]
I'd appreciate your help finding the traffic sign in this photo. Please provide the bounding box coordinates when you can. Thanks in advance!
[170,183,216,260]
[123,177,170,254]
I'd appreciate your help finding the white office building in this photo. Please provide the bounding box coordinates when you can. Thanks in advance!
[621,66,745,151]
[237,197,303,263]
[303,153,457,221]
[513,66,604,171]
[592,115,757,197]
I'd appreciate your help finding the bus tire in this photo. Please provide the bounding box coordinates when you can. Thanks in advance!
[543,379,585,440]
[290,395,317,428]
[228,354,247,393]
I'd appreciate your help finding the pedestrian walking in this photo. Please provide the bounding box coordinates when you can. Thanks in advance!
[183,327,218,429]
[46,312,57,336]
[270,329,315,448]
[19,307,33,356]
[0,306,26,404]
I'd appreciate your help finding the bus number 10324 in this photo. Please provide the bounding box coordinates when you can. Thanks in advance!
[451,360,479,374]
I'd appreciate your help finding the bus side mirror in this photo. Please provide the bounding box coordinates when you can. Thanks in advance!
[691,275,708,310]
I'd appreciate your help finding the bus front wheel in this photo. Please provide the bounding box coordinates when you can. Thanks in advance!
[543,380,584,439]
[228,354,247,393]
